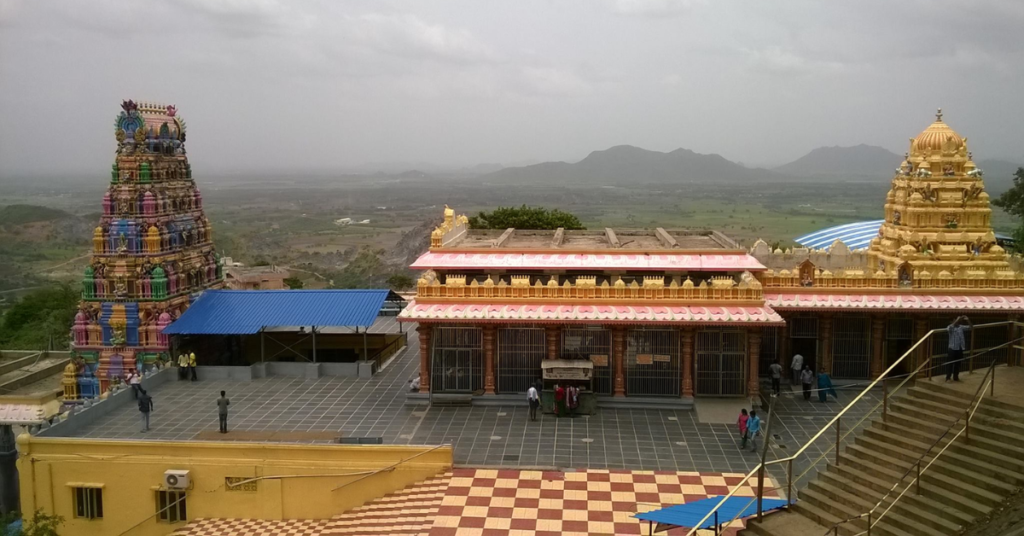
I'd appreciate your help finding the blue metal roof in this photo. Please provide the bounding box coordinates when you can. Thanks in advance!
[163,290,389,335]
[797,220,1013,251]
[633,496,788,530]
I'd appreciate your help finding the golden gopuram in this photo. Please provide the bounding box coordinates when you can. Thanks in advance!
[399,110,1024,406]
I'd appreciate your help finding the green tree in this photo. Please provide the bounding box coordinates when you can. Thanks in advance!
[283,277,304,289]
[993,167,1024,252]
[386,273,415,290]
[0,510,65,536]
[468,205,585,230]
[0,284,79,350]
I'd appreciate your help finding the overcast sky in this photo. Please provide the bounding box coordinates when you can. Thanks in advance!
[1,0,1022,177]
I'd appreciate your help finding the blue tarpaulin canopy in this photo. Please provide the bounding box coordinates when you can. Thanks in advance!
[633,496,789,532]
[162,290,389,335]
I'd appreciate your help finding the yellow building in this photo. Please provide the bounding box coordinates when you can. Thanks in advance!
[17,435,451,536]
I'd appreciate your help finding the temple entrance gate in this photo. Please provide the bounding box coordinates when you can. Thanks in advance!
[625,327,680,397]
[430,326,483,393]
[694,328,747,396]
[496,326,545,394]
[789,316,819,372]
[885,317,914,376]
[832,316,871,379]
[561,326,612,395]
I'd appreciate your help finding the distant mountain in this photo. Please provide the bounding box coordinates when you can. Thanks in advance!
[774,145,903,178]
[978,159,1024,195]
[480,145,777,184]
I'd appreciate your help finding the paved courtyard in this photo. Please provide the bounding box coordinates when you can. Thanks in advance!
[74,328,885,486]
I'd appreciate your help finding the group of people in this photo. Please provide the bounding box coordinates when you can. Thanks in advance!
[177,351,198,381]
[553,383,581,418]
[736,408,762,452]
[134,388,231,434]
[767,353,838,403]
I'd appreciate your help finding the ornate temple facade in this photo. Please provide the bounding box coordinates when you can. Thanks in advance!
[400,111,1024,402]
[67,101,223,399]
[400,208,785,402]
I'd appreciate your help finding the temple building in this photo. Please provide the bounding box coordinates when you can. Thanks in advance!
[399,110,1024,403]
[68,101,223,399]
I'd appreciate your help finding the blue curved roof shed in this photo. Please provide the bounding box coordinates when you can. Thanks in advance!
[162,290,389,335]
[796,220,1013,251]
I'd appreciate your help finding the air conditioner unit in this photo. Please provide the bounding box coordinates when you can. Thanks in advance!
[164,470,190,489]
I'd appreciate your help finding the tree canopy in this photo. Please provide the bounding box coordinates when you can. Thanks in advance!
[992,167,1024,251]
[0,284,78,350]
[467,205,585,230]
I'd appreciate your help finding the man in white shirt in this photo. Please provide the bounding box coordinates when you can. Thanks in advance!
[527,385,540,421]
[790,354,804,386]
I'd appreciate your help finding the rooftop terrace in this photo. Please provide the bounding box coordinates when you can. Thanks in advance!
[443,228,739,251]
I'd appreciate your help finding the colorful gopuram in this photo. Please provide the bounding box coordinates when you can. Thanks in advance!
[399,111,1024,404]
[67,101,223,399]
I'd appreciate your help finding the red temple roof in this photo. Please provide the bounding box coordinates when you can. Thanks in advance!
[399,301,784,325]
[410,252,765,272]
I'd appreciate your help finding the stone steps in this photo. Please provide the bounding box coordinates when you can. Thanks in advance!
[740,373,1024,536]
[323,472,451,535]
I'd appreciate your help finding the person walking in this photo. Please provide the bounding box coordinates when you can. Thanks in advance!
[769,359,783,396]
[177,353,188,380]
[527,383,540,421]
[946,315,972,382]
[127,369,142,399]
[217,390,230,433]
[554,384,565,417]
[790,353,804,386]
[747,410,762,453]
[817,368,837,403]
[801,365,814,401]
[737,408,749,449]
[138,388,154,433]
[188,351,198,381]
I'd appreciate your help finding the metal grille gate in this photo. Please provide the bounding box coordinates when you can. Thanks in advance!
[561,327,612,395]
[759,326,781,378]
[885,317,914,371]
[430,326,483,393]
[625,328,680,397]
[694,328,747,396]
[496,327,545,394]
[832,317,871,379]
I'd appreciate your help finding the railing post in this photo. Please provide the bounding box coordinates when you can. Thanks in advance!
[787,459,793,506]
[915,461,921,495]
[965,409,970,443]
[835,417,842,466]
[867,511,872,536]
[969,329,976,373]
[882,378,888,423]
[991,365,996,397]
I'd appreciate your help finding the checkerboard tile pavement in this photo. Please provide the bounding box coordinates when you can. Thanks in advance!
[170,518,329,536]
[168,468,776,536]
[428,468,777,536]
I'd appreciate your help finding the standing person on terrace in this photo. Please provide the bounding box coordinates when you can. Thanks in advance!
[946,315,972,382]
[790,353,803,386]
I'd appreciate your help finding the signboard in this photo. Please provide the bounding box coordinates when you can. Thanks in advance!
[590,354,609,367]
[653,354,671,363]
[542,359,594,381]
[636,354,653,365]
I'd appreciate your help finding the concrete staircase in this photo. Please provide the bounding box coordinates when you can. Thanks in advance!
[323,472,451,535]
[742,380,1024,536]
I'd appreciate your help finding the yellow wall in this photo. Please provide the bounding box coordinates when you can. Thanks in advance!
[17,435,452,536]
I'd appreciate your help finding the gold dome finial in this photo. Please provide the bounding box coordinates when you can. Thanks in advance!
[936,108,943,122]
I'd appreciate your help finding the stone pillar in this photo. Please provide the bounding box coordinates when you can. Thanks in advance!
[1009,315,1020,367]
[870,316,885,379]
[612,327,626,397]
[780,320,791,366]
[820,316,833,375]
[416,325,431,393]
[483,326,496,394]
[747,329,761,398]
[681,327,695,398]
[545,325,560,360]
[914,317,929,378]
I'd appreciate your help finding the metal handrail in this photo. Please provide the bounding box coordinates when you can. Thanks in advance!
[682,320,1017,536]
[821,336,1012,535]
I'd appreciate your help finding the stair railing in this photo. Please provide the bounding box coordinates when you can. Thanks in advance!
[819,335,1013,536]
[682,320,1018,536]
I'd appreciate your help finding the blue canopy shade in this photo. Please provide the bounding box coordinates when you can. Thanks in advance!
[797,220,1012,251]
[633,496,789,530]
[163,290,389,335]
